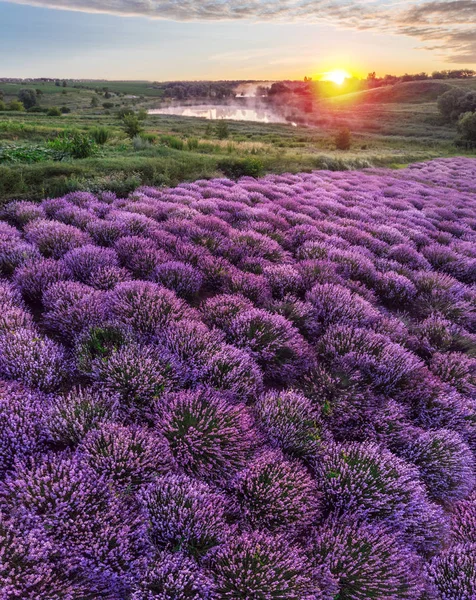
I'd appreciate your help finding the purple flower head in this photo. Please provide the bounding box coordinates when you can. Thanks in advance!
[74,322,133,377]
[430,351,476,394]
[201,293,254,330]
[209,531,319,600]
[0,238,40,276]
[0,328,68,392]
[61,244,119,285]
[80,423,174,489]
[202,343,263,402]
[262,264,304,299]
[2,200,46,228]
[451,492,476,544]
[140,473,229,557]
[227,308,310,383]
[115,236,171,279]
[233,449,321,534]
[156,388,255,483]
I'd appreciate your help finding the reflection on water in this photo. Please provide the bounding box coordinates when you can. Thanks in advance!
[148,104,295,125]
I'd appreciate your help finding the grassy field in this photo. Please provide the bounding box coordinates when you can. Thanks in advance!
[1,79,475,201]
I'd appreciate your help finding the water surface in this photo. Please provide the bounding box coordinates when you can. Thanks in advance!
[148,104,294,125]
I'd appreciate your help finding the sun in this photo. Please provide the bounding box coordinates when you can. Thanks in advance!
[322,69,351,85]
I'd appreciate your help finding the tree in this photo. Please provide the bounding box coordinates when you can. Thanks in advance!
[335,128,351,150]
[216,121,229,139]
[62,80,67,88]
[122,114,143,138]
[437,88,467,122]
[457,112,476,143]
[90,96,99,108]
[18,89,37,110]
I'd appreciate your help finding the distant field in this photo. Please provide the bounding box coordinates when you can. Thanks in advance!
[0,79,474,200]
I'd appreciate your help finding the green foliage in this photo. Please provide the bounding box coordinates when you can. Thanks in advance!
[122,114,143,139]
[217,157,264,179]
[116,107,135,119]
[47,131,98,159]
[47,107,62,117]
[27,106,48,114]
[102,102,114,109]
[0,100,7,111]
[187,137,199,150]
[18,89,37,110]
[160,135,184,150]
[335,128,352,150]
[140,133,157,144]
[437,88,476,122]
[90,126,111,145]
[60,106,71,114]
[137,109,148,121]
[457,112,476,144]
[0,145,58,164]
[8,100,25,112]
[90,97,99,108]
[216,121,229,139]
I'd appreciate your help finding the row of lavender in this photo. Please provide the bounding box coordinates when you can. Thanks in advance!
[0,157,475,599]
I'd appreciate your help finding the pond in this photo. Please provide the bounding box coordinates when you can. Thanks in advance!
[148,104,295,125]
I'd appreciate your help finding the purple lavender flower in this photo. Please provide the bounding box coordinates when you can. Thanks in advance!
[154,261,204,299]
[2,200,46,227]
[255,389,325,457]
[209,531,319,600]
[24,219,92,259]
[140,473,229,557]
[13,258,68,303]
[450,493,476,544]
[156,388,255,483]
[80,423,174,488]
[233,449,321,534]
[45,386,118,447]
[309,518,425,600]
[201,293,254,330]
[400,429,475,503]
[427,543,476,600]
[61,244,119,285]
[0,328,68,392]
[0,238,40,276]
[130,551,216,600]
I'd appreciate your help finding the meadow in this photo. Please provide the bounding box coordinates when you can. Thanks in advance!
[1,78,475,200]
[0,156,475,598]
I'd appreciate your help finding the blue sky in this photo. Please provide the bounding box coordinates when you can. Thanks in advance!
[1,0,474,80]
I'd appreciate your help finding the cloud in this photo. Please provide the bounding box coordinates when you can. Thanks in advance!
[4,0,476,64]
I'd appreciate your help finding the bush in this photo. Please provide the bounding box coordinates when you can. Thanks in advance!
[457,111,476,144]
[427,543,476,600]
[140,473,228,556]
[60,106,71,114]
[90,126,110,145]
[160,135,184,150]
[156,388,255,483]
[47,131,98,159]
[122,114,143,139]
[216,121,229,139]
[217,157,264,179]
[47,107,62,117]
[8,100,25,111]
[335,128,351,150]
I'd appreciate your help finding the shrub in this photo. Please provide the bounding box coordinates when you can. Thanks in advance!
[309,519,424,600]
[140,473,228,557]
[74,322,132,377]
[108,281,193,336]
[427,543,476,600]
[130,552,215,600]
[90,126,111,145]
[227,308,310,382]
[90,343,175,409]
[160,135,184,150]
[80,423,173,488]
[0,328,67,392]
[0,238,40,276]
[156,388,255,483]
[217,157,264,179]
[61,244,119,285]
[8,100,25,111]
[255,389,325,457]
[215,121,229,139]
[400,429,475,503]
[60,106,71,114]
[335,128,351,150]
[45,386,117,447]
[25,219,91,259]
[123,114,143,138]
[2,200,45,227]
[451,493,476,544]
[18,89,38,109]
[457,111,476,144]
[154,261,203,299]
[47,131,98,159]
[233,449,321,533]
[209,531,318,600]
[47,107,62,117]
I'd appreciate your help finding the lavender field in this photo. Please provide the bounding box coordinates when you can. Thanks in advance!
[1,156,476,599]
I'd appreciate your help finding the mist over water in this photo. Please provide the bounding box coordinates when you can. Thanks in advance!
[148,104,295,125]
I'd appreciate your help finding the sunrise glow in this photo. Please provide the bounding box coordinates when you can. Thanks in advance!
[321,69,352,85]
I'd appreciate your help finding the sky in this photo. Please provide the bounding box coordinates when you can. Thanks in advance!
[1,0,475,80]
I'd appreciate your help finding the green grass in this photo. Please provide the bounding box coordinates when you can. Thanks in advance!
[0,79,475,201]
